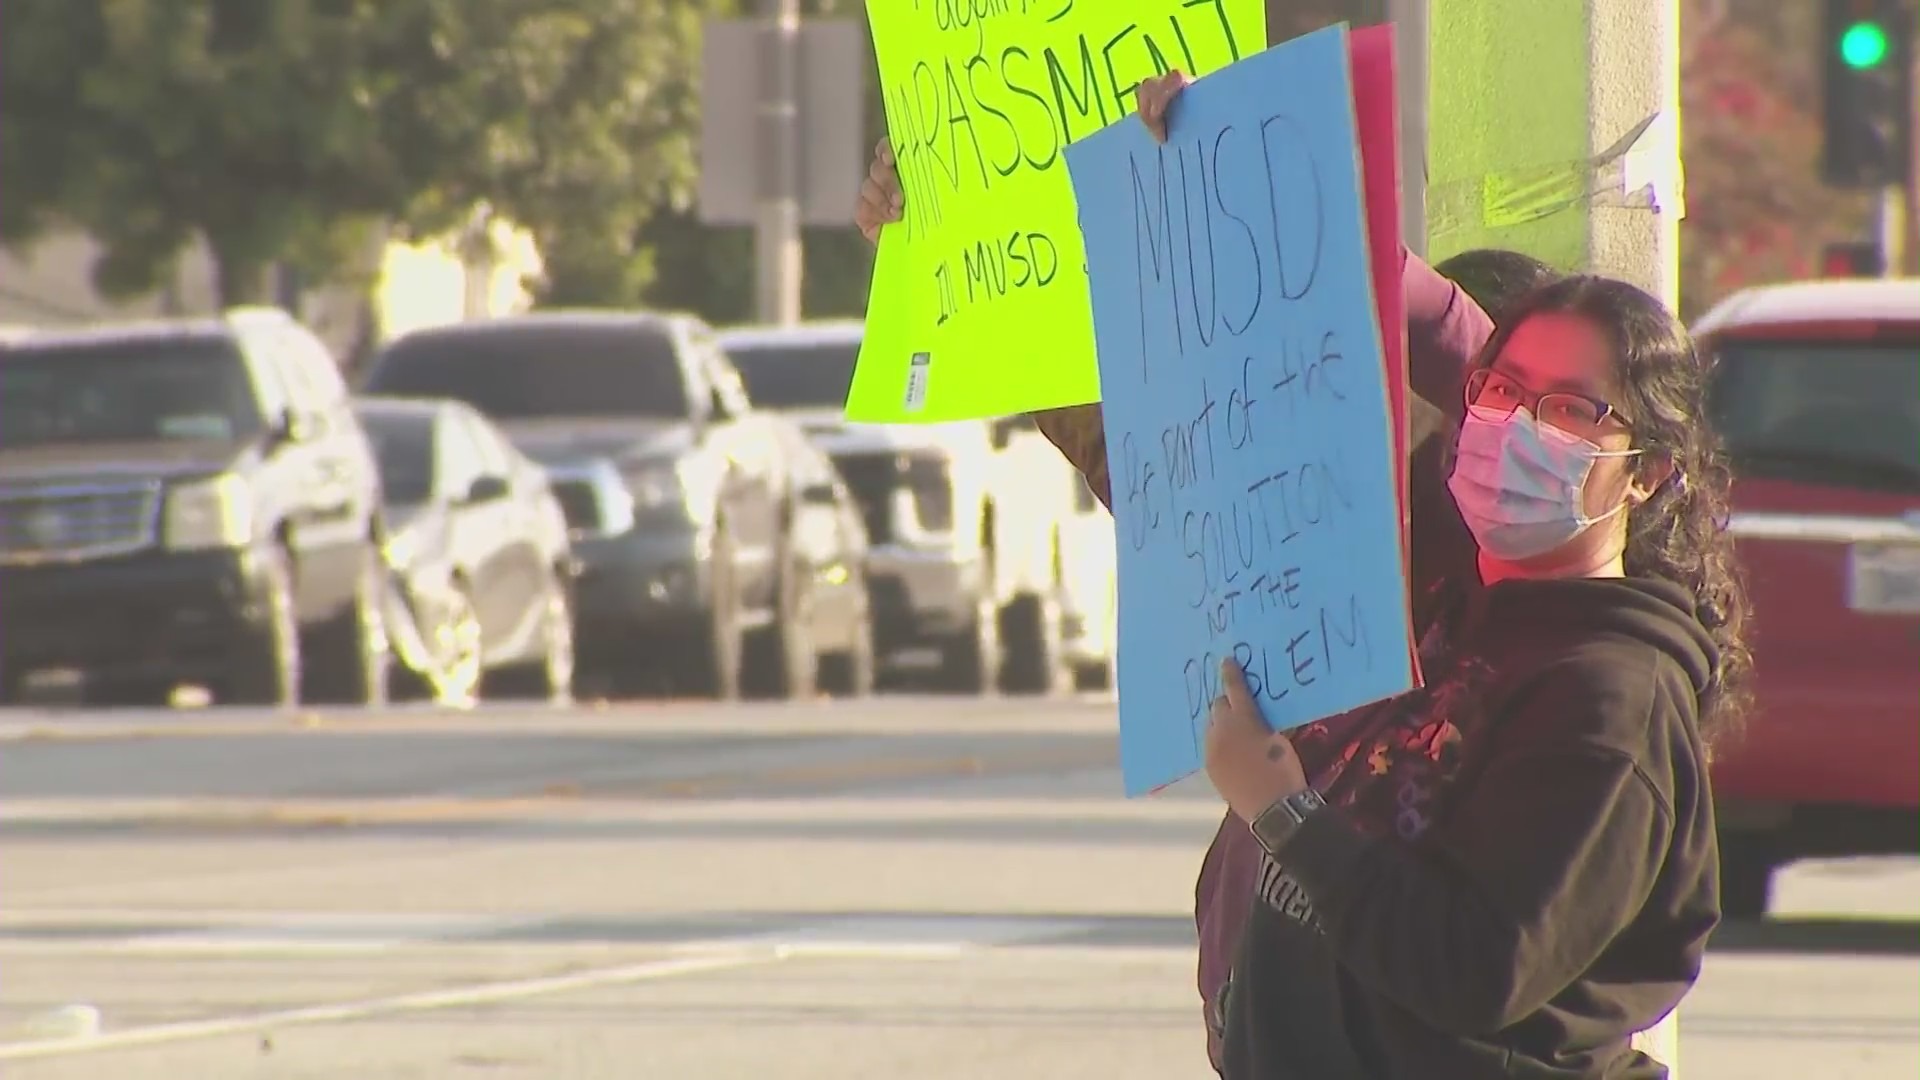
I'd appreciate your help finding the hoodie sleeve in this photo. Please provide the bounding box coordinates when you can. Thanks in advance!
[1031,404,1113,511]
[1403,251,1494,424]
[1274,660,1676,1036]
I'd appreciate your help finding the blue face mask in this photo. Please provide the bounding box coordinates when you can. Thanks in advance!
[1446,404,1641,562]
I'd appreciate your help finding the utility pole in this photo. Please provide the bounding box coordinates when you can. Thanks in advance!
[1387,0,1429,258]
[756,0,803,325]
[1877,184,1910,277]
[1427,0,1683,1058]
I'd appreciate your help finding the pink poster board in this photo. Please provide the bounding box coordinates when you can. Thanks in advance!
[1347,24,1419,683]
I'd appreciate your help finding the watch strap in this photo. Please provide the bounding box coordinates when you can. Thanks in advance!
[1250,787,1327,856]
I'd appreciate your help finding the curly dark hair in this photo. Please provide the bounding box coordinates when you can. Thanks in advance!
[1434,248,1562,323]
[1464,274,1754,748]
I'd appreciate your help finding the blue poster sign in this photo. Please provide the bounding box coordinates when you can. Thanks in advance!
[1063,24,1415,796]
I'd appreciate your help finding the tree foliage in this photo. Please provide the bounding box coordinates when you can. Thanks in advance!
[1,0,1883,325]
[0,0,708,307]
[478,0,717,308]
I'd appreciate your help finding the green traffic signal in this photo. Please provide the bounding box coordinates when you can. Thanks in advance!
[1840,20,1891,69]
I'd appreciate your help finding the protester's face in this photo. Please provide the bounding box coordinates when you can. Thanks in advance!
[1479,311,1642,571]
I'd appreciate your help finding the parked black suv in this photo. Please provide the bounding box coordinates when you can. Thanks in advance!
[363,311,800,699]
[0,310,392,706]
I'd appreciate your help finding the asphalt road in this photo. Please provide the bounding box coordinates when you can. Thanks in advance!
[0,697,1913,1080]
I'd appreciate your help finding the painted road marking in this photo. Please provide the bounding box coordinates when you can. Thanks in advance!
[0,913,1113,1062]
[0,952,777,1063]
[0,912,1104,956]
[743,915,1096,952]
[115,913,543,955]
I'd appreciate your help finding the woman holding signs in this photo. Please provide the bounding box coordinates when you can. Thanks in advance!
[1141,66,1748,1080]
[856,87,1504,1077]
[857,67,1746,1078]
[1199,274,1751,1079]
[1191,243,1558,1075]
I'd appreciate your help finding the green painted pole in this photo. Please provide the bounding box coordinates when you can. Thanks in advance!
[1425,0,1680,304]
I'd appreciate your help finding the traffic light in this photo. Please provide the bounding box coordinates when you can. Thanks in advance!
[1821,0,1915,188]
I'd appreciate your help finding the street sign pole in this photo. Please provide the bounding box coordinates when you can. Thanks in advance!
[755,0,803,325]
[1587,0,1684,305]
[1585,0,1684,1066]
[1877,184,1909,277]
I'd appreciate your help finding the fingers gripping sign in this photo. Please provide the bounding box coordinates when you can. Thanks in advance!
[855,138,904,243]
[1205,658,1311,823]
[1134,69,1193,144]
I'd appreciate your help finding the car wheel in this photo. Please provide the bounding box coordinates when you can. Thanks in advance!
[487,573,576,705]
[681,530,743,701]
[304,551,392,707]
[1718,828,1780,921]
[744,552,818,700]
[1073,658,1114,693]
[998,592,1068,696]
[844,618,877,697]
[938,594,1000,695]
[382,573,440,702]
[818,587,877,699]
[814,572,875,699]
[428,583,484,708]
[538,577,576,704]
[226,548,300,707]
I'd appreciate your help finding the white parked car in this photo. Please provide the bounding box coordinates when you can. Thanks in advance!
[720,320,1115,693]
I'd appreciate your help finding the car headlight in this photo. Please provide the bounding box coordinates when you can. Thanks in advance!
[383,529,419,572]
[164,474,253,550]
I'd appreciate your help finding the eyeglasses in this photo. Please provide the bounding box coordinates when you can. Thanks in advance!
[1463,367,1630,441]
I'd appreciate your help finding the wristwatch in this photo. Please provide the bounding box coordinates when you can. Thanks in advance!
[1249,788,1327,857]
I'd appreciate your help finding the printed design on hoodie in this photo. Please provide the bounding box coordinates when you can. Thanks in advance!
[1257,622,1500,930]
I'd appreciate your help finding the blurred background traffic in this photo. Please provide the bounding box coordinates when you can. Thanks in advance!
[0,1,1914,1077]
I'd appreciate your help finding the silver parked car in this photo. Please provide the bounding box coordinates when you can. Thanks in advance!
[356,397,577,705]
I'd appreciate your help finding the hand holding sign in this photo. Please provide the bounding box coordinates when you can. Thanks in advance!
[1203,657,1311,823]
[1134,68,1192,142]
[1063,24,1416,797]
[856,138,903,244]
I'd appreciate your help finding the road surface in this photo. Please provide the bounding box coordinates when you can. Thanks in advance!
[0,697,1913,1079]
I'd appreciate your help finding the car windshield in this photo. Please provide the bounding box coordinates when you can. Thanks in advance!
[0,337,264,450]
[366,322,690,420]
[1708,338,1920,494]
[726,336,858,410]
[359,413,437,505]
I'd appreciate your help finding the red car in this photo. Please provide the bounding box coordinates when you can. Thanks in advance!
[1693,277,1920,918]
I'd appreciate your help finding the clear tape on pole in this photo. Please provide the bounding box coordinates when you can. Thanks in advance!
[1427,110,1685,241]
